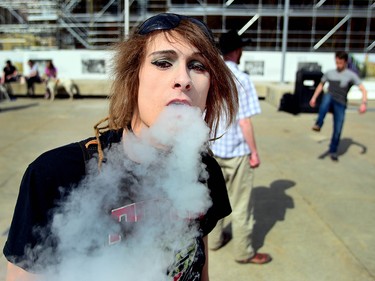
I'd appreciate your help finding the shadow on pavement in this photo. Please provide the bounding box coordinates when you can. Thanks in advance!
[252,179,295,251]
[318,137,367,159]
[0,102,39,113]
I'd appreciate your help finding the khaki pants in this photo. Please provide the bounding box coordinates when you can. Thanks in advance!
[209,155,255,260]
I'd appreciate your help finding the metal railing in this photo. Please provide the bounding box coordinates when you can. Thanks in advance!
[0,0,373,52]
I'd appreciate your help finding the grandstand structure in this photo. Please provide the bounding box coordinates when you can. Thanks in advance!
[0,0,374,53]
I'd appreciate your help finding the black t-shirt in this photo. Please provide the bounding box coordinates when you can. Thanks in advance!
[3,65,17,83]
[4,65,16,76]
[3,130,231,279]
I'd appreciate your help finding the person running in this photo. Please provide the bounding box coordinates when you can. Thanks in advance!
[309,51,367,161]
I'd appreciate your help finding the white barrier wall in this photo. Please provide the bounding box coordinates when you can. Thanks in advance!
[0,50,375,99]
[0,50,113,80]
[240,51,375,82]
[0,49,374,84]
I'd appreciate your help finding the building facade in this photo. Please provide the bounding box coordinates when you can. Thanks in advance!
[0,0,374,53]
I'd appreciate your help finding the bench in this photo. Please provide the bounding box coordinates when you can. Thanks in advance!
[8,79,113,97]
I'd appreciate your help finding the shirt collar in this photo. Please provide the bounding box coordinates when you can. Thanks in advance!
[225,60,239,69]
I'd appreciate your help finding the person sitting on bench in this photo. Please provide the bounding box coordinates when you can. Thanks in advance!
[1,60,19,99]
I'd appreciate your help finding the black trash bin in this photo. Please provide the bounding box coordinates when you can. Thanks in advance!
[293,69,323,113]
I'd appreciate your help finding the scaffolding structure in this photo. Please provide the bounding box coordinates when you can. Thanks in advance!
[0,0,374,52]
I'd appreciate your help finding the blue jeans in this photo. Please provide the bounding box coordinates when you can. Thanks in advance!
[315,93,346,154]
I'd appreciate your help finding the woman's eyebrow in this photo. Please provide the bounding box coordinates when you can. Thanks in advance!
[148,50,204,59]
[191,52,205,59]
[149,50,177,57]
[192,51,203,56]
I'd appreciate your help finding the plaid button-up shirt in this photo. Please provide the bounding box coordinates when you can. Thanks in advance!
[211,61,261,158]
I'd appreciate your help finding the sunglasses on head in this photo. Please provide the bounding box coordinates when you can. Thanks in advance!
[136,13,215,45]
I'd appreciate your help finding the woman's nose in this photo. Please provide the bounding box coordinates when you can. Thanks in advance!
[173,69,192,91]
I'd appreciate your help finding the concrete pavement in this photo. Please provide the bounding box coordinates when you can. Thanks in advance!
[1,97,374,281]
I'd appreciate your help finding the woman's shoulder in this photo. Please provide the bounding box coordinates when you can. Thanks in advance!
[33,142,83,164]
[31,129,123,168]
[28,142,86,182]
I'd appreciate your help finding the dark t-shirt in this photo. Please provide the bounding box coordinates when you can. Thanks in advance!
[322,68,362,105]
[3,130,231,280]
[3,65,17,83]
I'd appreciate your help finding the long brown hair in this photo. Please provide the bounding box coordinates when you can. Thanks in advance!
[108,18,238,138]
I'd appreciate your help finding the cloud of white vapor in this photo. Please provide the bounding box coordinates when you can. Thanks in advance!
[32,105,212,281]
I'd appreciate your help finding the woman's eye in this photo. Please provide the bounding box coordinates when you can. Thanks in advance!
[189,61,207,72]
[151,60,172,69]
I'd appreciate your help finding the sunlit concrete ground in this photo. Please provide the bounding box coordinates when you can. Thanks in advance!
[1,97,374,281]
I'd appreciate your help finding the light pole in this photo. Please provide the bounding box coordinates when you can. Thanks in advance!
[281,0,290,83]
[124,0,129,38]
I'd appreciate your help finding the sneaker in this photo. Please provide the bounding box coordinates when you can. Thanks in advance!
[330,154,338,161]
[312,125,321,132]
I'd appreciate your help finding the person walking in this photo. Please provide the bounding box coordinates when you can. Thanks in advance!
[309,51,368,161]
[209,30,272,265]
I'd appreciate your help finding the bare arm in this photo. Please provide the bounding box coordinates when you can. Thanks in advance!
[6,70,18,80]
[201,236,209,281]
[239,117,260,168]
[358,83,368,114]
[5,262,38,281]
[309,82,324,108]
